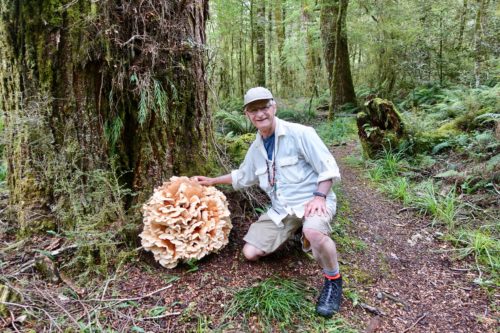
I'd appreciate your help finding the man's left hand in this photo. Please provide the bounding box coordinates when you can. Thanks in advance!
[304,196,327,217]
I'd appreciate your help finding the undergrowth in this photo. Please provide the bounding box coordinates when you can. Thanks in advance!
[354,83,499,283]
[316,117,358,146]
[224,277,356,332]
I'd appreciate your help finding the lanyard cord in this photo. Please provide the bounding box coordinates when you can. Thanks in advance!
[265,138,277,190]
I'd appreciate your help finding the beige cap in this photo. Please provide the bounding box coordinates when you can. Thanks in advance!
[243,87,273,107]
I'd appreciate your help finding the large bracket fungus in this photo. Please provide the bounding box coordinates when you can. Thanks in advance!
[140,176,232,268]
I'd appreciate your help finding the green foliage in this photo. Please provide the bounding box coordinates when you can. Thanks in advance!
[225,278,312,329]
[366,148,407,181]
[413,181,459,228]
[0,161,6,183]
[104,116,124,149]
[316,117,358,146]
[381,177,413,206]
[222,132,256,167]
[276,105,317,124]
[214,110,253,135]
[131,75,177,125]
[402,85,499,136]
[447,228,500,275]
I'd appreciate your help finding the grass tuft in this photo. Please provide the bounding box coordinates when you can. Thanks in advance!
[447,229,500,274]
[225,278,312,329]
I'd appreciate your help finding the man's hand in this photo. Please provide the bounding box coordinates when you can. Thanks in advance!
[192,176,215,186]
[304,196,327,217]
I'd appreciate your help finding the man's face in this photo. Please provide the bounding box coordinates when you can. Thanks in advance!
[245,99,276,134]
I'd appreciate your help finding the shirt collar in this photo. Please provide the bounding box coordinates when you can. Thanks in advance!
[256,117,287,144]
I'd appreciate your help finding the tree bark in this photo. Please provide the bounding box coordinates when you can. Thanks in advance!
[473,0,487,87]
[274,1,286,94]
[320,0,357,117]
[302,0,319,97]
[0,0,214,232]
[456,0,468,50]
[255,0,266,86]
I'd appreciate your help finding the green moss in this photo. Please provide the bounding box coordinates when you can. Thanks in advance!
[347,266,375,285]
[224,133,256,166]
[18,218,56,238]
[41,0,64,27]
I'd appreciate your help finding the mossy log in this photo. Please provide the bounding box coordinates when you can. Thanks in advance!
[356,98,406,158]
[0,284,21,317]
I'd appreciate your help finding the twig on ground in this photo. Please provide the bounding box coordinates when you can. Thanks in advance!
[449,267,470,272]
[85,284,172,303]
[381,291,410,311]
[141,312,181,320]
[358,302,386,316]
[402,312,428,333]
[9,310,20,333]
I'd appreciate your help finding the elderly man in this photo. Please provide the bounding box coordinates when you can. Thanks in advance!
[195,87,342,317]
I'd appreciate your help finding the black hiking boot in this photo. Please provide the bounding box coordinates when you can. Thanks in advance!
[316,275,342,318]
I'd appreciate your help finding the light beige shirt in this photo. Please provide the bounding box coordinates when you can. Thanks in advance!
[231,117,341,226]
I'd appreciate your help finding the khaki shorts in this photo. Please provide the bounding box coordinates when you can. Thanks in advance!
[243,209,335,254]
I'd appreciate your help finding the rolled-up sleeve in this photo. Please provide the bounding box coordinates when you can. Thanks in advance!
[300,127,341,184]
[231,147,259,190]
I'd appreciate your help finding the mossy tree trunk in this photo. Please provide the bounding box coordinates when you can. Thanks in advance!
[356,98,406,158]
[320,0,357,116]
[255,0,266,86]
[0,0,213,233]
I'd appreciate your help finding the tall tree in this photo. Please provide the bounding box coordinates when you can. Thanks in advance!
[0,0,213,232]
[302,0,320,96]
[274,1,286,94]
[473,0,488,87]
[255,0,266,86]
[320,0,357,116]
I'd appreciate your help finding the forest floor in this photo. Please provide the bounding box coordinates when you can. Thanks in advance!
[1,141,498,332]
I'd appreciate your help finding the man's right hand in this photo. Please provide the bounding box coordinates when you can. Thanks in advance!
[192,174,232,186]
[192,176,215,186]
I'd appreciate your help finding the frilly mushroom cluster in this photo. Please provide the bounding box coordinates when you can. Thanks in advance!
[140,176,232,268]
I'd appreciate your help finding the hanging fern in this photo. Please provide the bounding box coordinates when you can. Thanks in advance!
[153,79,168,123]
[138,89,149,125]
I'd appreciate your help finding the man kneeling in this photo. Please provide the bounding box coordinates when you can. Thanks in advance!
[195,87,343,317]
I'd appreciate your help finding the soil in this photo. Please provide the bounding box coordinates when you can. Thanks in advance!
[1,142,497,332]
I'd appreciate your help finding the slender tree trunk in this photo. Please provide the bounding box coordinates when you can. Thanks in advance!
[250,0,256,76]
[439,12,444,85]
[267,5,273,92]
[255,0,266,86]
[274,1,286,94]
[473,0,487,87]
[239,12,245,97]
[456,0,468,50]
[302,0,318,97]
[320,0,335,95]
[320,0,357,117]
[0,0,213,232]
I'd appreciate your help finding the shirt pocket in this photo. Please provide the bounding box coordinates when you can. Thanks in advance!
[255,166,270,191]
[277,155,305,184]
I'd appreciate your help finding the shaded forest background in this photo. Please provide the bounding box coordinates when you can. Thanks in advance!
[0,0,498,331]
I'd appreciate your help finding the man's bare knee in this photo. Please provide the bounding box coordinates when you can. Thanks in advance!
[243,243,265,261]
[303,228,327,245]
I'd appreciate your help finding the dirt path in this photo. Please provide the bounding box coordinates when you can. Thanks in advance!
[334,142,496,332]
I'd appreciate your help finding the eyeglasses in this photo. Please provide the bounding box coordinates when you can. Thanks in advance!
[246,102,273,115]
